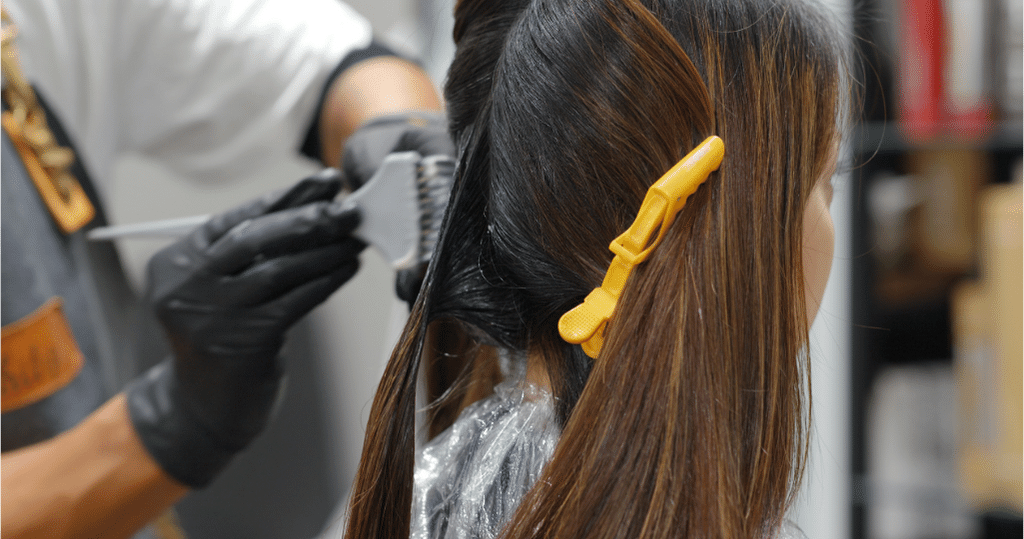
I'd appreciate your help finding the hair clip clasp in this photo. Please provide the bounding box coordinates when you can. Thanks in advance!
[558,136,724,358]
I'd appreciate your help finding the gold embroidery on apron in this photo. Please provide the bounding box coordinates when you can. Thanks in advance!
[1,9,95,233]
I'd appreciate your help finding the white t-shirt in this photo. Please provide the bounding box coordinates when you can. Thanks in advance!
[4,0,374,200]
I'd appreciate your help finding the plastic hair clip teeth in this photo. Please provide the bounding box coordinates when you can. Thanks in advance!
[558,136,724,358]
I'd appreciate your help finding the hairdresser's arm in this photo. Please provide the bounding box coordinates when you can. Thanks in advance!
[1,396,188,539]
[318,55,445,168]
[319,56,452,304]
[2,175,362,539]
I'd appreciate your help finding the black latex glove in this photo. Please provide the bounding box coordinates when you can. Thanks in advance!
[342,111,454,305]
[341,110,454,190]
[127,170,364,488]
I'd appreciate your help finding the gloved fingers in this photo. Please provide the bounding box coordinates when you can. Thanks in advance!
[204,201,361,275]
[341,111,453,189]
[396,131,455,161]
[355,110,447,132]
[199,197,279,248]
[265,168,343,212]
[262,260,361,327]
[394,120,455,158]
[395,264,427,306]
[199,170,344,245]
[222,239,365,306]
[341,140,391,190]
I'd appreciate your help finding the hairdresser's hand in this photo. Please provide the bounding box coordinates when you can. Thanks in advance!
[342,111,454,305]
[341,110,454,190]
[127,171,365,488]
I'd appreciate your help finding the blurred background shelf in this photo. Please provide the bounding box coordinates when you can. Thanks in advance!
[848,0,1022,538]
[854,121,1024,154]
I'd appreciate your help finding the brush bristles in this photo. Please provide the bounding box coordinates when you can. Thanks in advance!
[417,155,455,263]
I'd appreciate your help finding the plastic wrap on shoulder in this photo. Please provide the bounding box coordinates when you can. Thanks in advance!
[777,520,810,539]
[411,352,559,539]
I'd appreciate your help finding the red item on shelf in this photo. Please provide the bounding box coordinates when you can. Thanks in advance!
[898,0,946,141]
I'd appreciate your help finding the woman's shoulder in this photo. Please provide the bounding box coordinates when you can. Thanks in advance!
[411,378,560,539]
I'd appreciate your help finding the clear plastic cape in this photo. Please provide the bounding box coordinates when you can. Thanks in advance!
[411,350,559,539]
[408,350,808,539]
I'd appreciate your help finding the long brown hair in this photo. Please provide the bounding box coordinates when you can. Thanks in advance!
[345,0,846,537]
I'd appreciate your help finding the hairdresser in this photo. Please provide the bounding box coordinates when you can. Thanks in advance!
[0,0,452,538]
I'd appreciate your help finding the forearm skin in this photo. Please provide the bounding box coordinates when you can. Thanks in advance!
[319,56,444,167]
[1,394,189,539]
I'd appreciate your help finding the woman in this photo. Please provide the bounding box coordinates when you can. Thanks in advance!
[346,0,847,537]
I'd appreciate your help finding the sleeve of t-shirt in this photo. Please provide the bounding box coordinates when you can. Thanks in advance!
[6,0,376,190]
[117,0,377,183]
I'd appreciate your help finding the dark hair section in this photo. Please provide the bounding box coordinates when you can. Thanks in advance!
[346,0,847,537]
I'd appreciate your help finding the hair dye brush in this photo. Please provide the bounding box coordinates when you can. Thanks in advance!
[346,152,453,269]
[87,152,455,270]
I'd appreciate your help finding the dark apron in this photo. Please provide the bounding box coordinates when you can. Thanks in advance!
[1,93,170,539]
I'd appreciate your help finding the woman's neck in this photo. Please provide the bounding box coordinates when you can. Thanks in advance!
[525,350,552,392]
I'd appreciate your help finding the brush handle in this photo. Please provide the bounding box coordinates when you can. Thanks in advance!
[86,214,212,240]
[86,153,446,272]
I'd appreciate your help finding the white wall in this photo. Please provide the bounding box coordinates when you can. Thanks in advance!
[788,2,852,537]
[790,163,853,539]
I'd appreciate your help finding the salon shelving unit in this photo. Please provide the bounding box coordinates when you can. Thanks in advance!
[848,127,1022,539]
[849,1,1022,538]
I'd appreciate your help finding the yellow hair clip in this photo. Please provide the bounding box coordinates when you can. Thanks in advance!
[558,136,724,359]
